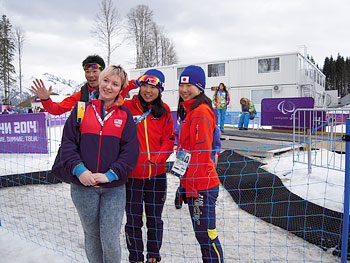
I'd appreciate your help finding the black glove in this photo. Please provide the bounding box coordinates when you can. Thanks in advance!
[174,184,187,209]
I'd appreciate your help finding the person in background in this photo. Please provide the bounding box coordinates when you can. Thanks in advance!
[213,82,230,133]
[238,97,256,130]
[123,69,175,263]
[60,65,139,263]
[31,55,105,115]
[176,65,224,263]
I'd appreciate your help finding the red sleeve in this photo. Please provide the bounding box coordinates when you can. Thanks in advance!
[41,92,81,115]
[120,80,139,99]
[149,110,175,164]
[188,110,213,172]
[183,108,215,196]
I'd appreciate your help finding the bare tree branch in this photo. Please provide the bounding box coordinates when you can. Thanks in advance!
[14,26,25,102]
[91,0,122,65]
[126,4,177,69]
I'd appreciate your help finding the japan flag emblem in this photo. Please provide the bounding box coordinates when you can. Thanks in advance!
[181,76,189,83]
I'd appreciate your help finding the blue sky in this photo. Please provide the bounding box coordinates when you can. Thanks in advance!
[1,0,350,82]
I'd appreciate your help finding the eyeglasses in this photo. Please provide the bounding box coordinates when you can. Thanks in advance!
[139,75,163,88]
[83,63,103,70]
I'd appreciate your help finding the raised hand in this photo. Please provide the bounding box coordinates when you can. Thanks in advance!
[31,79,52,100]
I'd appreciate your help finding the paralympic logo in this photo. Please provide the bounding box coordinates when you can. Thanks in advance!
[277,100,296,115]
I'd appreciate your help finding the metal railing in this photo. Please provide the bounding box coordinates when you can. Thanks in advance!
[293,108,349,173]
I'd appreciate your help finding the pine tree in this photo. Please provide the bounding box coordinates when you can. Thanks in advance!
[0,15,16,105]
[323,54,350,97]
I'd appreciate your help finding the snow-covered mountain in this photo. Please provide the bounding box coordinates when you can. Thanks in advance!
[8,73,84,106]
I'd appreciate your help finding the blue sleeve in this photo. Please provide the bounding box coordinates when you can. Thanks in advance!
[105,169,119,182]
[73,162,88,177]
[174,122,182,146]
[213,125,221,152]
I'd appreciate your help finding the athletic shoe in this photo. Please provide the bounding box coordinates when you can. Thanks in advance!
[148,258,160,263]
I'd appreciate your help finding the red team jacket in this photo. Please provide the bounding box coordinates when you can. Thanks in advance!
[178,99,220,197]
[123,95,175,179]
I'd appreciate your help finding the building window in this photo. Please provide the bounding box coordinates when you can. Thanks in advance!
[177,67,186,79]
[258,57,280,73]
[208,63,225,77]
[251,89,272,104]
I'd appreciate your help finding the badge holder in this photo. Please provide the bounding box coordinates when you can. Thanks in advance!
[171,149,191,179]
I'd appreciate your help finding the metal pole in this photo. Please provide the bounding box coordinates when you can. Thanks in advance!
[341,118,350,262]
[308,128,312,174]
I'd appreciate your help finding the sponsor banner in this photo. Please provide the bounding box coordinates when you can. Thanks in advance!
[48,111,70,126]
[261,97,314,127]
[0,113,48,153]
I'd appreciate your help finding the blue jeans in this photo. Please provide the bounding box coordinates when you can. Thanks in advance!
[238,112,250,129]
[217,108,227,132]
[187,186,224,263]
[71,183,126,263]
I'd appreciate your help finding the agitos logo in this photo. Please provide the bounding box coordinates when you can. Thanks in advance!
[277,100,296,115]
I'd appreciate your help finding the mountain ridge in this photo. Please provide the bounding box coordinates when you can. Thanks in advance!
[5,73,84,106]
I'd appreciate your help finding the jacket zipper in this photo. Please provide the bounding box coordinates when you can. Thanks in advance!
[144,117,152,178]
[136,102,152,178]
[96,128,102,173]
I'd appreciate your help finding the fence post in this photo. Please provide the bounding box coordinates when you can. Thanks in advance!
[341,118,350,262]
[308,129,312,174]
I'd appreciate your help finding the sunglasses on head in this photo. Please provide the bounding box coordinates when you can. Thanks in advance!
[139,75,163,88]
[83,63,103,70]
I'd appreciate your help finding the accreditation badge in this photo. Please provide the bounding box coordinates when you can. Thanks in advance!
[171,148,191,179]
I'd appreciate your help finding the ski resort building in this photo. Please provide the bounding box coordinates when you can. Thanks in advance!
[129,52,335,113]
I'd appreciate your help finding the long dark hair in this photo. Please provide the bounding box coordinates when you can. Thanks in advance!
[214,82,228,95]
[138,93,168,118]
[177,93,214,121]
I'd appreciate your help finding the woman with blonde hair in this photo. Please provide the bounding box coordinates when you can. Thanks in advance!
[60,65,139,263]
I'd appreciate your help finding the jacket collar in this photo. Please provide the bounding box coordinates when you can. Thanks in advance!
[86,83,95,92]
[133,94,152,112]
[92,95,124,111]
[181,98,197,113]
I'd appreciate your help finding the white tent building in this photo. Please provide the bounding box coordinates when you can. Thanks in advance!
[129,51,335,113]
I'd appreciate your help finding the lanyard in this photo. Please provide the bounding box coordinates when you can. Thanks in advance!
[135,109,151,125]
[92,103,115,127]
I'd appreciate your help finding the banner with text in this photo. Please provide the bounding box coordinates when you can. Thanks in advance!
[48,111,70,126]
[261,97,314,127]
[0,113,48,153]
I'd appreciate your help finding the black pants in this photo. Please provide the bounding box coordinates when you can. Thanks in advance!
[125,173,167,262]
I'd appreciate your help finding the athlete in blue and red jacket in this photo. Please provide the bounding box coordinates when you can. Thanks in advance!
[60,65,139,263]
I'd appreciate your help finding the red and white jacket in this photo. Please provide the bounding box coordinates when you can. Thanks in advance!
[123,95,175,179]
[178,99,220,197]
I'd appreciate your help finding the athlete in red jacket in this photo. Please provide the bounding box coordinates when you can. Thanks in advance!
[123,69,174,263]
[31,55,105,115]
[177,65,223,263]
